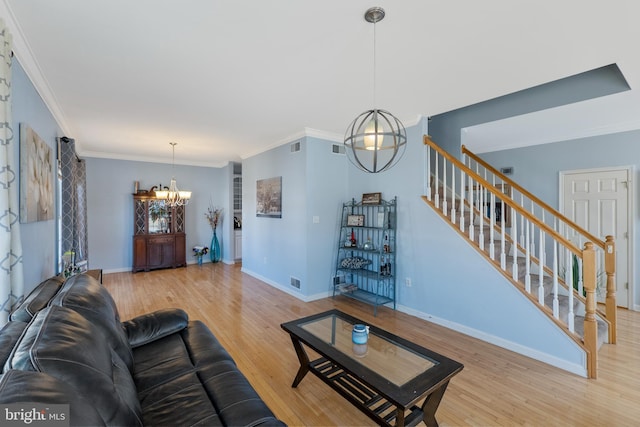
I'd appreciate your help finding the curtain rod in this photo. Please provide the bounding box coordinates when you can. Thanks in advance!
[59,136,81,162]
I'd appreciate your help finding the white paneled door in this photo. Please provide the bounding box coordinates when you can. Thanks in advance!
[561,168,630,308]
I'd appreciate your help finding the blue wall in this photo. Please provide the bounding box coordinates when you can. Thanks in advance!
[12,59,61,290]
[85,157,228,272]
[429,64,630,157]
[241,136,347,299]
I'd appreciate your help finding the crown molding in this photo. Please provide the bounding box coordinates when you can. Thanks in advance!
[302,127,343,142]
[467,118,640,154]
[240,127,344,160]
[1,0,72,137]
[80,149,228,168]
[240,117,426,161]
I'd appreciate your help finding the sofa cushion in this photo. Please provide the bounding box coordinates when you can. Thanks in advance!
[122,308,189,348]
[50,273,134,371]
[9,276,64,322]
[0,321,27,368]
[5,305,143,426]
[0,370,106,426]
[134,320,283,426]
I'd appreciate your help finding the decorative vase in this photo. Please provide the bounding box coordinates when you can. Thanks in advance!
[210,229,221,263]
[197,255,203,266]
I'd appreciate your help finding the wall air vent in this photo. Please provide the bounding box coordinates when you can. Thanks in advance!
[290,276,301,289]
[332,144,345,155]
[290,141,301,153]
[500,166,514,175]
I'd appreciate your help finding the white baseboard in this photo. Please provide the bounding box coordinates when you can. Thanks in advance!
[397,304,588,378]
[241,268,330,302]
[102,258,226,274]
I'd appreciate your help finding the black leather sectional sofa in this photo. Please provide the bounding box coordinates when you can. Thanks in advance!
[0,273,285,426]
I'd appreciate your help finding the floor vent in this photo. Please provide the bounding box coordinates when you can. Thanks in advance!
[332,144,345,154]
[290,276,301,289]
[290,141,301,153]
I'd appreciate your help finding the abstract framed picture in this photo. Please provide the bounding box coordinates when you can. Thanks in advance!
[20,123,54,223]
[256,176,282,218]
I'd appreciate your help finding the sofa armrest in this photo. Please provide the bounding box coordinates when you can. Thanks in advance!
[122,308,188,348]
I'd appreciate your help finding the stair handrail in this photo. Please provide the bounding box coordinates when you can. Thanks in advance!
[460,144,605,250]
[424,136,617,376]
[460,141,617,345]
[425,137,581,255]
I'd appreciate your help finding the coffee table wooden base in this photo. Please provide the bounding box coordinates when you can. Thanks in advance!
[288,335,448,427]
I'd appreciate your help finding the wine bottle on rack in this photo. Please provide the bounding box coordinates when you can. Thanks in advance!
[350,229,357,247]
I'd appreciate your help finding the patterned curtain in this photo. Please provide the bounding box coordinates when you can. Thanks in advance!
[0,21,24,325]
[60,137,88,271]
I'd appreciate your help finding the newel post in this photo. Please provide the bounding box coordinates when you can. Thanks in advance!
[604,235,617,344]
[582,242,598,379]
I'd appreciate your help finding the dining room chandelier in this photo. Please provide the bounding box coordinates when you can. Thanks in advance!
[344,7,407,174]
[155,142,191,206]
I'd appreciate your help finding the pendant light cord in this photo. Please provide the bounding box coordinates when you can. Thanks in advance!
[170,142,176,178]
[373,19,377,109]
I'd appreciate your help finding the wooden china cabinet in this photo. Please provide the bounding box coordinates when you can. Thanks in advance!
[132,193,186,272]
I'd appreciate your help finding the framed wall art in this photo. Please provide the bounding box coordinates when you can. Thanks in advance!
[20,123,54,223]
[347,214,365,227]
[362,192,381,205]
[256,176,282,218]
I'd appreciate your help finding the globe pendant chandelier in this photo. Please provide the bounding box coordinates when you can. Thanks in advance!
[344,7,407,174]
[155,142,191,206]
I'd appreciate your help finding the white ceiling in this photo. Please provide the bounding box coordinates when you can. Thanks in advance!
[2,0,640,167]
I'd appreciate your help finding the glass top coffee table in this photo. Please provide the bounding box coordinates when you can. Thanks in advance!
[281,310,463,427]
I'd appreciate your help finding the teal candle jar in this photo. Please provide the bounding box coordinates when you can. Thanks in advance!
[352,324,369,344]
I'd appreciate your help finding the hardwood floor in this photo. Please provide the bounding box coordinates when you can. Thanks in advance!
[104,263,640,426]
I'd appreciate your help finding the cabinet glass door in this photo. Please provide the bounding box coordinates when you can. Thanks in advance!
[148,200,170,234]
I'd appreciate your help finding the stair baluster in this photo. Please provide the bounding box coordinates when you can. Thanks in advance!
[567,247,575,333]
[500,194,506,270]
[478,185,485,250]
[422,136,616,378]
[525,217,531,293]
[442,156,448,215]
[450,162,456,223]
[425,143,431,202]
[489,191,495,260]
[519,194,525,247]
[459,169,466,232]
[468,174,475,242]
[538,227,545,305]
[511,208,518,281]
[552,240,559,318]
[434,151,439,209]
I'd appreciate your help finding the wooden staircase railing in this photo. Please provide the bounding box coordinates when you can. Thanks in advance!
[422,136,616,378]
[460,143,617,346]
